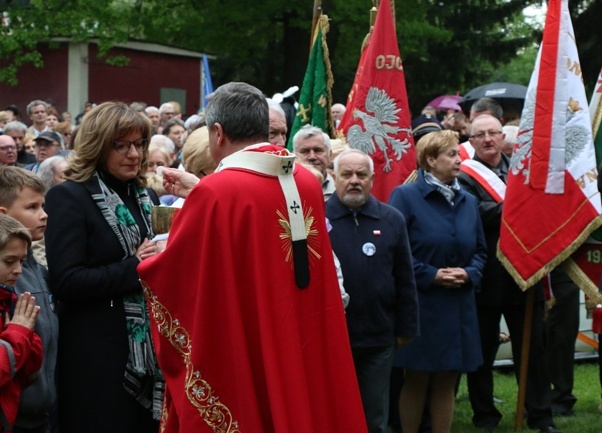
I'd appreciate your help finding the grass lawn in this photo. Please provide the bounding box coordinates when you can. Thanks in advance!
[451,362,601,432]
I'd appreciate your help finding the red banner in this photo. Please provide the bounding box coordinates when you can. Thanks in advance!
[337,0,415,202]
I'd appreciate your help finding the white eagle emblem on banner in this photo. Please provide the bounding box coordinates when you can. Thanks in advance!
[347,87,411,172]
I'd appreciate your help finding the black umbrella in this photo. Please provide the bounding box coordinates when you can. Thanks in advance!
[459,82,528,117]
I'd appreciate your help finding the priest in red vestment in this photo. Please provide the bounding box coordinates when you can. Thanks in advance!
[138,82,368,433]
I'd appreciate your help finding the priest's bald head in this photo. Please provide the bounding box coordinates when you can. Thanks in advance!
[206,82,270,163]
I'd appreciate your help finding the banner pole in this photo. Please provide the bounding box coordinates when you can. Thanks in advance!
[514,287,535,430]
[310,0,322,52]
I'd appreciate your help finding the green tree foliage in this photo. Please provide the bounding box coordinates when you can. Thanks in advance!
[0,0,599,113]
[400,0,541,113]
[0,0,141,84]
[570,0,601,96]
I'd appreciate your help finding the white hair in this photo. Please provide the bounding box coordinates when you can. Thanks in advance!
[150,134,176,153]
[266,98,286,117]
[145,106,159,115]
[159,103,174,115]
[333,149,374,173]
[184,114,203,130]
[332,103,346,112]
[38,154,68,192]
[292,125,331,152]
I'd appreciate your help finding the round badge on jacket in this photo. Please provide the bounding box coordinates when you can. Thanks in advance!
[362,242,376,256]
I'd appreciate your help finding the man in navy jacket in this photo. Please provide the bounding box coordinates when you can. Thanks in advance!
[326,149,419,433]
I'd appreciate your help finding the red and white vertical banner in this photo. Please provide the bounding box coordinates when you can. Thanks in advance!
[566,67,602,296]
[498,0,602,290]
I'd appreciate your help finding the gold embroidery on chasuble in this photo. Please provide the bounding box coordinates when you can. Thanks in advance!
[141,282,241,433]
[277,204,322,266]
[159,399,168,433]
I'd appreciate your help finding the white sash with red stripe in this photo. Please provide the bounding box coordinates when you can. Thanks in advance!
[458,141,475,161]
[460,159,506,203]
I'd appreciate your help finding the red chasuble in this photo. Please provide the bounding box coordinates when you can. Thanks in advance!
[138,145,368,433]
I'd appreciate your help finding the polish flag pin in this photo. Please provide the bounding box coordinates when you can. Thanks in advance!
[373,230,381,236]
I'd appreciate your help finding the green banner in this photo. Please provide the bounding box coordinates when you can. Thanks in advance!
[287,15,333,150]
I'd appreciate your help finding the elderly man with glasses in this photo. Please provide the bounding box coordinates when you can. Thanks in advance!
[458,114,560,433]
[0,135,18,166]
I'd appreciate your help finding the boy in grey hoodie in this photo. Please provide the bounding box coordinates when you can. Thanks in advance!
[0,166,58,433]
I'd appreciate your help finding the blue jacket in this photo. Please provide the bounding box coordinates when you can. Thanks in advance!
[326,194,419,348]
[389,170,487,292]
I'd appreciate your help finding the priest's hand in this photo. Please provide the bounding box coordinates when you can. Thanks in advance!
[160,167,200,198]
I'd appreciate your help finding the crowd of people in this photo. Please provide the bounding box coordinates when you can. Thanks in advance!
[0,85,596,433]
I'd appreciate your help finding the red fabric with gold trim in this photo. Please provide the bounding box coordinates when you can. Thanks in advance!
[138,147,367,433]
[498,0,602,289]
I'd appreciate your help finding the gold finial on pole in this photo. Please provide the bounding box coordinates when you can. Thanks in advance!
[370,0,379,27]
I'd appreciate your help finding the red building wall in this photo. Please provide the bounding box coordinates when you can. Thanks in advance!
[0,43,69,117]
[88,45,201,116]
[0,42,201,119]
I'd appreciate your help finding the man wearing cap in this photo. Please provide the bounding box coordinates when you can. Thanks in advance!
[26,131,61,173]
[0,135,18,166]
[326,149,418,433]
[411,113,443,145]
[137,82,369,433]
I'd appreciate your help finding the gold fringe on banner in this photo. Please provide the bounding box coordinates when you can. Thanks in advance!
[496,215,602,291]
[563,257,602,305]
[316,14,335,138]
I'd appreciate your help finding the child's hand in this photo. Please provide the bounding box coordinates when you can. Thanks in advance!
[8,292,40,331]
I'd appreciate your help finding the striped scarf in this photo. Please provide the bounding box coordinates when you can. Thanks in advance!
[424,171,461,206]
[88,172,164,419]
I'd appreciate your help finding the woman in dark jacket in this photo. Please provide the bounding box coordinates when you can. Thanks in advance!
[45,102,162,433]
[389,130,487,433]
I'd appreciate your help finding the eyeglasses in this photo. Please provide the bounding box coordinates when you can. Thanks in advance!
[0,145,16,152]
[113,138,149,154]
[471,130,503,141]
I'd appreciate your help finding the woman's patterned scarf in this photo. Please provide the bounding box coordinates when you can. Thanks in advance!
[86,171,163,419]
[424,171,461,206]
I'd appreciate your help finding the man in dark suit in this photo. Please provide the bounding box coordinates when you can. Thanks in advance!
[458,114,560,433]
[326,149,419,433]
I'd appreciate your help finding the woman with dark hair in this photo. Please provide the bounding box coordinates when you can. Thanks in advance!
[389,130,487,433]
[45,102,162,433]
